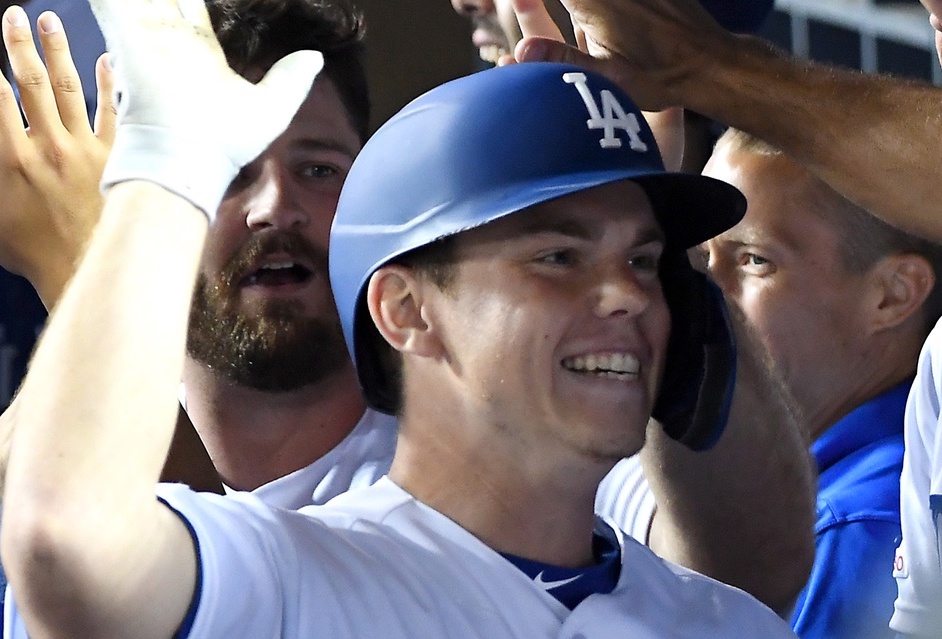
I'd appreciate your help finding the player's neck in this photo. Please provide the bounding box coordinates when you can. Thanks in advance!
[182,357,367,491]
[805,338,920,441]
[389,410,607,568]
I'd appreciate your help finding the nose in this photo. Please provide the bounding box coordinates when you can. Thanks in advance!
[451,0,493,17]
[242,161,310,230]
[594,263,655,319]
[701,242,735,294]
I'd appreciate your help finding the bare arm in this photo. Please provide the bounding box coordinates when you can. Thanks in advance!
[517,0,942,241]
[0,10,113,308]
[0,0,320,633]
[1,182,206,639]
[0,10,221,494]
[643,302,816,613]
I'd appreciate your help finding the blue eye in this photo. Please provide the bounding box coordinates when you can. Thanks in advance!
[739,252,775,275]
[298,163,338,179]
[629,253,661,272]
[538,250,575,266]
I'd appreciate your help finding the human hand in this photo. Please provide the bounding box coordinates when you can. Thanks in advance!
[920,0,942,67]
[507,0,686,170]
[922,0,942,24]
[0,7,115,309]
[88,0,324,218]
[513,0,734,111]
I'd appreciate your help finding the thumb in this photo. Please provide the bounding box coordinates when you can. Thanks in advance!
[513,36,665,111]
[256,50,325,128]
[514,36,602,70]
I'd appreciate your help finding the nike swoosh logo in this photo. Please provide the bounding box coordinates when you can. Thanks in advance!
[533,570,581,590]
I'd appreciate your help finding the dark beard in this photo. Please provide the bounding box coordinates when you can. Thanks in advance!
[186,231,350,392]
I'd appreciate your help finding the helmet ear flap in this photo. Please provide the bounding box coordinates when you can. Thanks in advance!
[652,252,737,451]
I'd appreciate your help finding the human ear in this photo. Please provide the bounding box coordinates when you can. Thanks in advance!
[366,265,442,358]
[866,253,935,334]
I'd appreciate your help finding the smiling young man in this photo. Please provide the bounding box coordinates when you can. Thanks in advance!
[0,0,800,635]
[0,1,816,619]
[0,1,816,615]
[510,3,942,633]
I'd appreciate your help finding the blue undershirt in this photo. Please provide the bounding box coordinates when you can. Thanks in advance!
[502,520,622,610]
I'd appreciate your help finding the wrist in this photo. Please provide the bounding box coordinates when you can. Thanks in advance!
[101,124,239,221]
[679,33,779,118]
[32,262,73,312]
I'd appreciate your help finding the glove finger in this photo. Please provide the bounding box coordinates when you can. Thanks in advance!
[177,0,214,32]
[238,50,324,164]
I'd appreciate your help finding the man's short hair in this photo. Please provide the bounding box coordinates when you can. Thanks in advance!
[372,237,458,416]
[717,127,942,336]
[207,0,371,142]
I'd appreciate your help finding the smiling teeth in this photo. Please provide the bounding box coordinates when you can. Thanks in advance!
[260,261,295,271]
[479,44,509,63]
[563,353,640,376]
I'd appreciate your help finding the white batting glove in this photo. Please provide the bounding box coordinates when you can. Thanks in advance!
[89,0,324,220]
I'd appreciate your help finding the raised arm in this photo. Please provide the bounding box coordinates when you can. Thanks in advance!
[0,0,321,635]
[517,0,942,242]
[2,180,207,639]
[0,12,221,493]
[0,9,113,309]
[642,302,816,613]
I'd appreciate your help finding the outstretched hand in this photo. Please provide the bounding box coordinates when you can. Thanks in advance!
[0,8,114,309]
[921,0,942,66]
[513,0,733,112]
[88,0,324,218]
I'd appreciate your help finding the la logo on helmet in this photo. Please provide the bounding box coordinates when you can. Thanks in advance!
[564,72,648,152]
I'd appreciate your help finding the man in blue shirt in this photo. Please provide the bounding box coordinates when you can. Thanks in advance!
[704,128,942,638]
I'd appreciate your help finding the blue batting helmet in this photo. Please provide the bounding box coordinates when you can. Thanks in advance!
[330,62,745,450]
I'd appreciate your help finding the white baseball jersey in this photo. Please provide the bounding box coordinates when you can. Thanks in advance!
[596,456,656,543]
[891,320,942,636]
[242,407,397,510]
[2,407,664,639]
[5,478,795,639]
[230,402,653,535]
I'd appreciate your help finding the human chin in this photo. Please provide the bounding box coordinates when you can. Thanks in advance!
[186,275,350,392]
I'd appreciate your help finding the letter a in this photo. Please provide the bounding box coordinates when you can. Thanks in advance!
[563,72,648,152]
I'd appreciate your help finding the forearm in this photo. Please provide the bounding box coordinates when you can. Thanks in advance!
[1,182,204,638]
[31,248,87,310]
[643,311,816,613]
[548,0,942,239]
[684,34,942,241]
